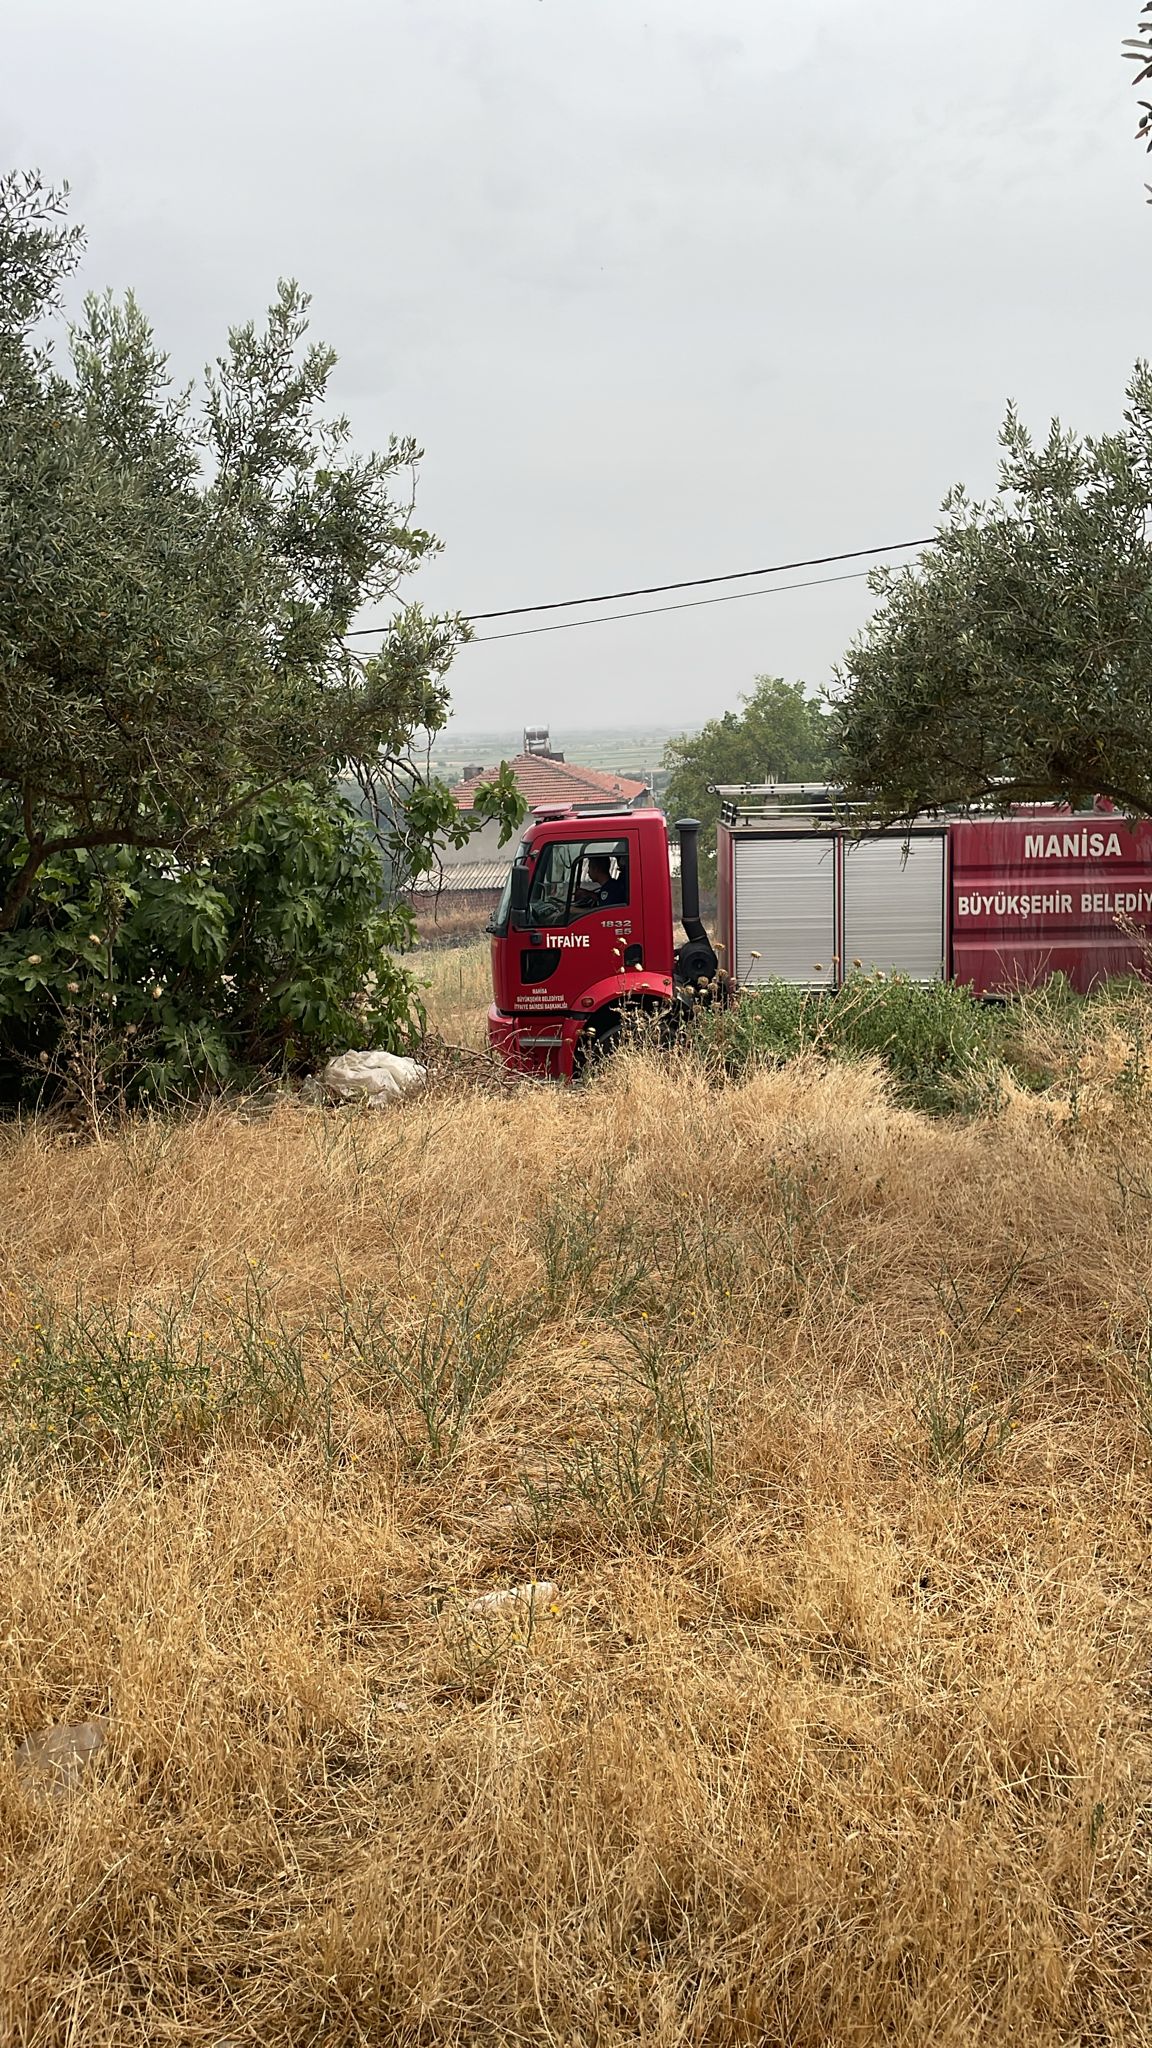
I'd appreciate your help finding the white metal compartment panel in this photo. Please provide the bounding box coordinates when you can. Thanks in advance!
[842,834,945,979]
[733,834,837,986]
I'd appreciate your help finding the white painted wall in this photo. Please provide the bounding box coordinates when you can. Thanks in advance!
[439,816,515,867]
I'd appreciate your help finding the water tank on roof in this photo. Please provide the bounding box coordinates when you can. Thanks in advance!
[523,728,564,760]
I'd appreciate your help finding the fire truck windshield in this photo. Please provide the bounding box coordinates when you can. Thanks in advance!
[526,839,630,927]
[488,862,518,936]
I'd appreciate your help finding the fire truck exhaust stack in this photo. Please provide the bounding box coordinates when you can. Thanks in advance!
[674,817,719,990]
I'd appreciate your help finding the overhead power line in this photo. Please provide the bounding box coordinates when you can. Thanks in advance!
[340,533,933,640]
[462,536,933,620]
[469,567,876,643]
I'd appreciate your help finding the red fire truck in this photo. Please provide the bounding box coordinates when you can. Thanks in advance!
[486,789,1152,1081]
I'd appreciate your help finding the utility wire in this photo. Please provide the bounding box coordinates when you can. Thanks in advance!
[340,534,933,639]
[463,536,932,620]
[470,567,875,643]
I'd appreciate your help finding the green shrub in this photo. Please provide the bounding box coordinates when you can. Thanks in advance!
[695,972,1007,1114]
[0,782,423,1109]
[694,968,1152,1117]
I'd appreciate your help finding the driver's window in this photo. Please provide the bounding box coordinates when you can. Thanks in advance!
[526,839,630,927]
[572,843,629,916]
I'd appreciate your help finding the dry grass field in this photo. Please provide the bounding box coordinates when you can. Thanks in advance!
[417,938,493,1049]
[2,1005,1152,2043]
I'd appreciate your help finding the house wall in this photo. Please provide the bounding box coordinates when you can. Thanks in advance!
[439,817,517,867]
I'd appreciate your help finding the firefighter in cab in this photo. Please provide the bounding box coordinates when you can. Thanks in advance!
[576,852,627,909]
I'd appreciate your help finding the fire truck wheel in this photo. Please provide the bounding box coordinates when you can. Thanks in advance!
[575,1001,663,1074]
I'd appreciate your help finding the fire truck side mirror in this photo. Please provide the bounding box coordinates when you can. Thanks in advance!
[509,864,531,927]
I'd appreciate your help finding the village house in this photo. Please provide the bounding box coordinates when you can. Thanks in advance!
[411,732,654,932]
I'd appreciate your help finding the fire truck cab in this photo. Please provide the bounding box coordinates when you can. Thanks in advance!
[486,805,712,1080]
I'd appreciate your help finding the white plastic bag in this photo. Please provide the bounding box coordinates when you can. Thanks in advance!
[466,1580,560,1620]
[320,1049,427,1105]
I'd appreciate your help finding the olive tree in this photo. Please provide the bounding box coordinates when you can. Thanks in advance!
[832,368,1152,822]
[0,171,522,1098]
[0,169,520,933]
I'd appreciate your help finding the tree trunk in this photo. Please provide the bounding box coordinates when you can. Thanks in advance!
[0,841,47,931]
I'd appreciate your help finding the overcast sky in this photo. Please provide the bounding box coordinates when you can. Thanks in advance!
[5,0,1151,733]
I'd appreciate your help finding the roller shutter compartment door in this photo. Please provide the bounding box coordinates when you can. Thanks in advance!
[842,834,945,980]
[733,835,837,987]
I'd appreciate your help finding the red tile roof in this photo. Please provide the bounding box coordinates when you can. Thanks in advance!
[452,753,651,813]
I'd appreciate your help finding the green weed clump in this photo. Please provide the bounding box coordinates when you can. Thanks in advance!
[0,1276,338,1465]
[522,1313,717,1550]
[694,973,1005,1114]
[530,1165,655,1318]
[339,1265,522,1466]
[0,1264,527,1474]
[692,970,1152,1116]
